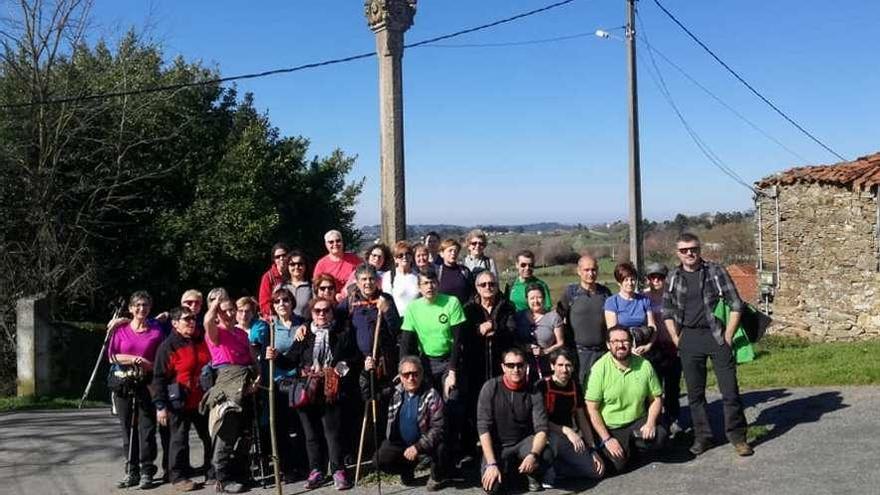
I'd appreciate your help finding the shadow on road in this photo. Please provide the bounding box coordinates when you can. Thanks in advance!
[747,390,847,447]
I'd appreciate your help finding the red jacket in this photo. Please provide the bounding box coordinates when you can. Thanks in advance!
[259,264,286,318]
[152,330,211,411]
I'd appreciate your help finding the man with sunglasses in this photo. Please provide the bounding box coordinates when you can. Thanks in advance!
[375,356,446,491]
[585,325,666,474]
[477,347,553,493]
[152,306,213,491]
[508,250,552,312]
[662,233,753,457]
[313,229,363,299]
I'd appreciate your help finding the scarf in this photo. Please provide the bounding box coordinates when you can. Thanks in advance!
[310,322,332,368]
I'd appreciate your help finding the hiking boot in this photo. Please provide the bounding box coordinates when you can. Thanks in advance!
[117,472,140,489]
[425,476,445,492]
[399,470,416,486]
[304,470,325,490]
[332,470,351,491]
[172,479,196,492]
[527,475,543,492]
[689,439,713,456]
[138,473,155,489]
[215,481,245,493]
[734,442,754,456]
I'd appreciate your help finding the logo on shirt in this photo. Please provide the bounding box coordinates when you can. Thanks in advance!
[438,313,449,324]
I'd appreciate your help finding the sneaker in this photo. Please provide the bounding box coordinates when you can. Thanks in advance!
[138,473,155,489]
[117,472,140,489]
[215,481,245,493]
[172,479,196,492]
[304,470,325,490]
[527,475,543,492]
[689,439,713,456]
[332,470,351,491]
[425,476,445,492]
[734,442,754,457]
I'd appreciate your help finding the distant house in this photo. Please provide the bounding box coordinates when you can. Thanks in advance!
[754,152,880,341]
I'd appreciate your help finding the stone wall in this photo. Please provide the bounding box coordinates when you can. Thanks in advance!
[755,182,880,341]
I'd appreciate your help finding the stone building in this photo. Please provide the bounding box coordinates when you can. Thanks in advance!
[754,152,880,341]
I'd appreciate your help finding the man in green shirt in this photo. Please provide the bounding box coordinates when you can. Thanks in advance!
[508,250,552,312]
[401,267,466,477]
[585,325,666,473]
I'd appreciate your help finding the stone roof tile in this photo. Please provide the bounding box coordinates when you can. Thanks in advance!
[755,152,880,191]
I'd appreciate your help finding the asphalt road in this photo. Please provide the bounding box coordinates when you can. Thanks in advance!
[1,386,877,495]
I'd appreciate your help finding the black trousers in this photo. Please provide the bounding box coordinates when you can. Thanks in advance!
[602,417,667,472]
[114,386,157,476]
[480,435,554,493]
[426,356,460,475]
[576,346,606,391]
[298,402,344,472]
[257,389,306,475]
[679,327,747,444]
[213,405,252,483]
[375,438,445,479]
[649,349,683,425]
[167,409,212,482]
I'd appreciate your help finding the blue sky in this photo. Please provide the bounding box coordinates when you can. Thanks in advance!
[90,0,880,226]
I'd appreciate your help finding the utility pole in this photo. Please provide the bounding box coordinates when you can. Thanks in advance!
[625,0,644,273]
[365,0,416,245]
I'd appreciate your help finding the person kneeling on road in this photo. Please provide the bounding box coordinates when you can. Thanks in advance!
[477,347,554,494]
[586,325,667,473]
[374,356,446,491]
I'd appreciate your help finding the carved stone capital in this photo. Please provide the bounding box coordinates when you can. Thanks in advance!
[365,0,417,33]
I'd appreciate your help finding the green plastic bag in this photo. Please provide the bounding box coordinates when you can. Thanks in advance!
[713,300,756,364]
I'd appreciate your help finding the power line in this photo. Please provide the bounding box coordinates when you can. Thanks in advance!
[652,0,847,162]
[638,15,758,194]
[420,31,594,48]
[636,34,809,163]
[0,0,581,110]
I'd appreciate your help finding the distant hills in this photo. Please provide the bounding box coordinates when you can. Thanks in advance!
[359,222,580,240]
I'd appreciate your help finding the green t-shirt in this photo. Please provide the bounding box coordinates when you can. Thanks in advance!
[401,293,466,357]
[584,352,662,429]
[509,277,552,312]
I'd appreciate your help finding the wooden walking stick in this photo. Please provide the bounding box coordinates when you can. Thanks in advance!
[267,318,283,494]
[355,300,385,488]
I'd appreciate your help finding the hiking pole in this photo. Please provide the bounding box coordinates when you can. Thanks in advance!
[79,298,125,408]
[355,304,384,489]
[251,391,267,488]
[267,319,283,495]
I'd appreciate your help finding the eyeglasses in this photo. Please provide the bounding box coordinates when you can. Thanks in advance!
[470,241,486,247]
[678,246,700,255]
[401,371,420,379]
[477,282,496,288]
[273,298,291,304]
[274,253,288,259]
[419,280,438,286]
[289,261,305,267]
[326,239,342,245]
[312,307,331,315]
[502,362,525,370]
[519,263,534,268]
[317,285,335,291]
[609,339,632,346]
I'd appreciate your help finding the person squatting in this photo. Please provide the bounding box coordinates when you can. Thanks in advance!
[105,229,752,493]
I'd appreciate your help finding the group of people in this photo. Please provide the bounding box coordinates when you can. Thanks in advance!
[105,229,753,494]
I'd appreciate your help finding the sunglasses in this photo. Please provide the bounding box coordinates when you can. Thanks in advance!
[519,263,534,268]
[326,239,342,245]
[470,241,486,247]
[503,362,525,370]
[647,274,665,280]
[401,371,420,379]
[178,315,196,322]
[477,282,496,288]
[312,307,331,314]
[317,285,335,291]
[678,246,700,254]
[394,253,409,259]
[274,253,288,259]
[273,298,291,304]
[289,261,305,267]
[182,300,200,306]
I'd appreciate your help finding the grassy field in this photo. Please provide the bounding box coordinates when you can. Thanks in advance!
[0,396,105,413]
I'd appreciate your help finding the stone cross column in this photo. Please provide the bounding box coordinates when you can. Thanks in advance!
[365,0,416,245]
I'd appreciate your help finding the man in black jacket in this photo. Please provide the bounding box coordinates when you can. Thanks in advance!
[477,347,553,494]
[152,307,213,492]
